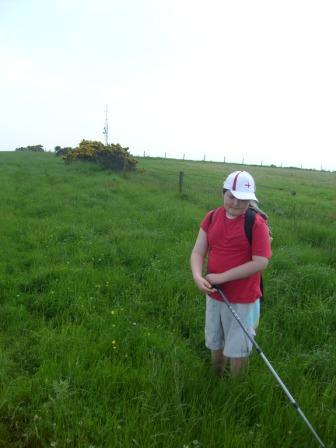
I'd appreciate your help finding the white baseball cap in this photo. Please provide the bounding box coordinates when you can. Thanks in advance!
[223,171,258,201]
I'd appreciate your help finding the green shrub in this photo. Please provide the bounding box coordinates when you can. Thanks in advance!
[54,146,73,157]
[15,145,44,152]
[63,140,137,171]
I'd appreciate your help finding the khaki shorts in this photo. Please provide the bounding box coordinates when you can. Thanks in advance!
[205,295,260,358]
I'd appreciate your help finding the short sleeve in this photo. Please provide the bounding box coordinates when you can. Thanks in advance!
[200,210,214,232]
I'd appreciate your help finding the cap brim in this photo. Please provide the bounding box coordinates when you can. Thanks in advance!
[230,190,258,202]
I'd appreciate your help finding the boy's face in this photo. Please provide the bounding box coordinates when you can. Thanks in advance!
[223,190,250,217]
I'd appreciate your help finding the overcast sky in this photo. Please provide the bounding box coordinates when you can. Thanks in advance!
[1,0,336,170]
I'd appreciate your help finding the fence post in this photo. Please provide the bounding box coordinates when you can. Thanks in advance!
[179,171,184,194]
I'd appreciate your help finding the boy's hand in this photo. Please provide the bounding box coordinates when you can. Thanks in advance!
[193,275,216,294]
[205,273,225,286]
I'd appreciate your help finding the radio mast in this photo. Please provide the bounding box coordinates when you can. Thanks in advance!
[103,105,109,146]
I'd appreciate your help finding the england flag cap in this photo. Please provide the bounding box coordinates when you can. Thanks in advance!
[223,171,258,201]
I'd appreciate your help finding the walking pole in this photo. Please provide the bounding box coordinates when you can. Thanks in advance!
[214,286,326,448]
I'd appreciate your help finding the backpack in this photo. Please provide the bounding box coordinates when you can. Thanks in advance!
[208,204,271,301]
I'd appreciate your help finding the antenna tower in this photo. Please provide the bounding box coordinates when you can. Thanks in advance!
[103,105,109,146]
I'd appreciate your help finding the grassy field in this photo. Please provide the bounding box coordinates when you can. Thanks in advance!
[0,151,335,447]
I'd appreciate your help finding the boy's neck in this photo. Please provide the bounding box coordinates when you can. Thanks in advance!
[226,211,239,219]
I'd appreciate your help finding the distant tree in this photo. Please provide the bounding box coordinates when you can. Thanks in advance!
[64,140,137,171]
[15,144,44,152]
[54,146,72,157]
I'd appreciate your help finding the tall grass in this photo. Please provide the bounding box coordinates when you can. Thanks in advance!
[0,152,335,447]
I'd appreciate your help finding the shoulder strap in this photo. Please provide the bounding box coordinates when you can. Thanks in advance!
[244,207,257,245]
[245,206,265,302]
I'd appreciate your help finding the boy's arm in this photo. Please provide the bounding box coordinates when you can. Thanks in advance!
[190,228,215,294]
[206,256,269,285]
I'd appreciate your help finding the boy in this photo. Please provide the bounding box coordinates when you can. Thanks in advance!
[190,171,272,377]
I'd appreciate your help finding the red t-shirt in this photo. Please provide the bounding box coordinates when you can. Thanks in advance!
[201,206,272,303]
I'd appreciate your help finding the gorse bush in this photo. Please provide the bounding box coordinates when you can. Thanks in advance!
[15,144,44,152]
[95,145,137,171]
[64,139,137,171]
[64,139,101,162]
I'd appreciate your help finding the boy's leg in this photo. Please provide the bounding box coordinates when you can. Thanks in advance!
[230,356,249,378]
[222,301,260,378]
[211,349,229,376]
[205,296,226,375]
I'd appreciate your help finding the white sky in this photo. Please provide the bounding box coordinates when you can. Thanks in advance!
[1,0,336,170]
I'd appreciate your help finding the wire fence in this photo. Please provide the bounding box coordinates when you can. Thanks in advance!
[133,161,336,236]
[137,151,334,172]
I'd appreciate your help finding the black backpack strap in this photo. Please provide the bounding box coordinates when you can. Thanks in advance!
[260,276,264,302]
[245,207,264,301]
[244,207,257,245]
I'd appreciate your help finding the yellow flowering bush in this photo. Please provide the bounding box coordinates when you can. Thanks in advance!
[64,140,137,171]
